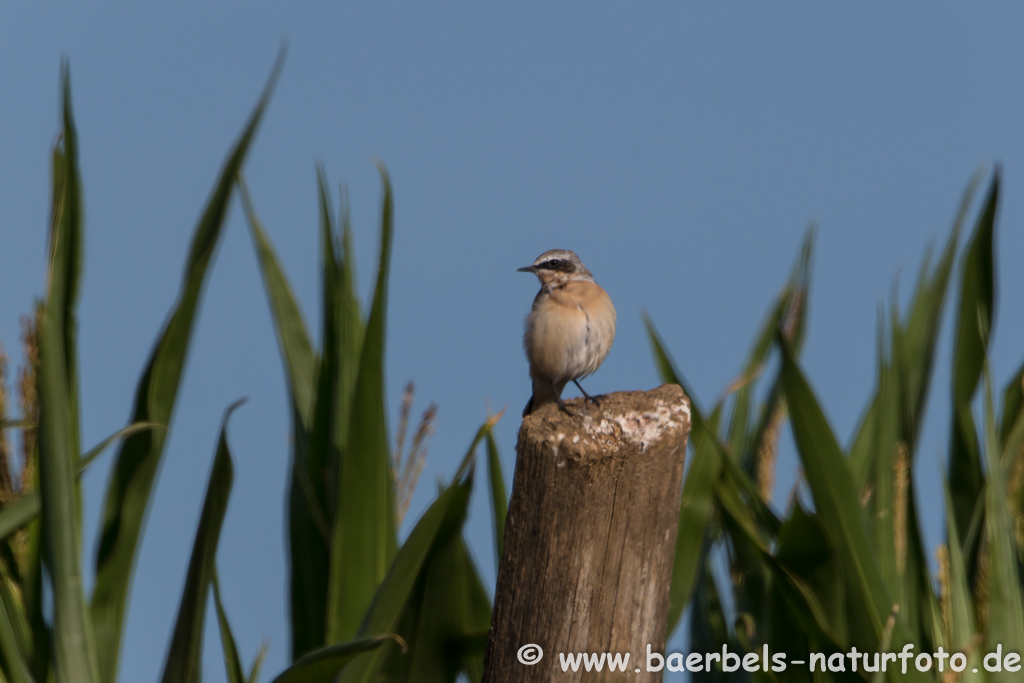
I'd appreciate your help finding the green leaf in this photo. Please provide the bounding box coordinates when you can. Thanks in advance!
[644,315,722,638]
[240,172,326,661]
[337,424,486,683]
[90,51,282,683]
[267,637,394,683]
[404,532,491,683]
[981,370,1024,680]
[247,644,269,683]
[160,401,241,683]
[38,60,99,683]
[999,357,1024,451]
[0,422,159,543]
[779,338,930,682]
[327,165,398,643]
[239,179,317,426]
[485,431,507,569]
[947,170,999,553]
[666,430,719,638]
[940,479,983,682]
[899,169,983,452]
[0,571,35,683]
[245,170,332,658]
[212,571,246,683]
[730,225,814,467]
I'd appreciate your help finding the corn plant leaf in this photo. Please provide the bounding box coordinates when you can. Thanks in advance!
[267,636,393,683]
[90,52,282,683]
[337,424,486,683]
[730,226,813,466]
[947,170,998,552]
[899,170,983,453]
[339,480,473,683]
[779,337,930,682]
[333,181,365,471]
[327,165,398,643]
[981,371,1024,678]
[38,60,100,683]
[403,531,491,683]
[239,179,317,425]
[241,174,328,659]
[644,316,722,638]
[867,312,901,610]
[160,401,240,683]
[247,644,269,683]
[0,572,35,683]
[999,357,1024,449]
[485,431,507,569]
[212,570,245,683]
[940,479,983,681]
[0,422,160,542]
[51,62,84,469]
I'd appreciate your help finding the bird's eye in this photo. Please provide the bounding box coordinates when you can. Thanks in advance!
[546,259,562,269]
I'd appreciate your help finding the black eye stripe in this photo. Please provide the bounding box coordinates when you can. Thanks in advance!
[540,258,573,271]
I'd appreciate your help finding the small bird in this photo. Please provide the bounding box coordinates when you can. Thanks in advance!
[519,249,616,416]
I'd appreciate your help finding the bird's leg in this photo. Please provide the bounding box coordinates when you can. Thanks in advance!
[573,379,600,406]
[553,380,577,416]
[555,397,576,416]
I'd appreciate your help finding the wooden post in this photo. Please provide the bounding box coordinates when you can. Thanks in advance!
[482,385,691,682]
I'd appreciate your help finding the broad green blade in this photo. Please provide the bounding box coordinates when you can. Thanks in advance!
[868,312,901,611]
[337,425,484,683]
[899,170,983,452]
[644,315,723,637]
[267,637,393,683]
[779,338,929,682]
[333,181,365,465]
[0,422,159,542]
[405,532,491,683]
[848,394,877,491]
[327,165,398,643]
[981,371,1024,680]
[242,175,326,659]
[730,226,814,465]
[644,313,705,430]
[304,166,343,654]
[160,402,241,683]
[239,179,317,425]
[0,566,35,683]
[719,481,847,649]
[247,644,269,683]
[91,52,282,683]
[485,431,507,568]
[212,571,245,683]
[947,171,998,556]
[53,61,84,470]
[999,357,1024,449]
[940,479,983,681]
[38,61,99,683]
[665,430,719,637]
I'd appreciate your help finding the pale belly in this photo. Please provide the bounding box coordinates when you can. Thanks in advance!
[525,304,613,382]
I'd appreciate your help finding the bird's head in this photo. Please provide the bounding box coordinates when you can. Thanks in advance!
[517,249,594,285]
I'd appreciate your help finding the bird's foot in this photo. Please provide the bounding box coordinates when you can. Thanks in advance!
[556,398,578,417]
[573,380,601,408]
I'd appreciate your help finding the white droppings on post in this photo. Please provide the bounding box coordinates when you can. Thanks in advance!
[579,397,690,450]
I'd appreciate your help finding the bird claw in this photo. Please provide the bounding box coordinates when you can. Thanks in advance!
[556,399,578,417]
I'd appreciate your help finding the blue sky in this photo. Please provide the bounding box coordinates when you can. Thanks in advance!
[2,5,1023,682]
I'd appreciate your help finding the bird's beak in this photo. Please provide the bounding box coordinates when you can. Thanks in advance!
[517,265,536,273]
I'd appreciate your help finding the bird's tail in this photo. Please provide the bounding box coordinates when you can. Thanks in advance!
[523,377,566,416]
